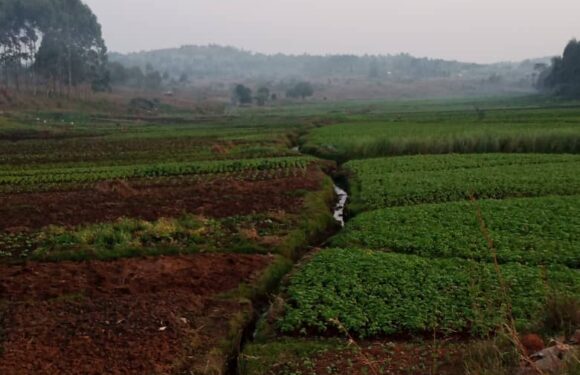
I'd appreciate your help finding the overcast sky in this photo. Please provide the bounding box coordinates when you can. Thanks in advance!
[83,0,579,63]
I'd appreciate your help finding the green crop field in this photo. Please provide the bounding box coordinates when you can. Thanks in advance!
[303,105,580,161]
[0,156,314,191]
[278,248,580,337]
[0,117,299,168]
[331,196,580,268]
[345,154,580,211]
[247,99,580,374]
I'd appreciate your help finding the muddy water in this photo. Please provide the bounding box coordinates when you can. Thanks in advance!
[333,184,348,227]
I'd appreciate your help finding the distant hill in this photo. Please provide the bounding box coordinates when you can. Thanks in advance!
[109,45,554,100]
[110,45,550,82]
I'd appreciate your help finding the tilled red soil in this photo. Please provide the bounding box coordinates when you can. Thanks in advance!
[279,341,466,375]
[0,168,324,231]
[0,254,273,375]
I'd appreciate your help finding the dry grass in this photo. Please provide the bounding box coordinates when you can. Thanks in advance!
[543,294,580,339]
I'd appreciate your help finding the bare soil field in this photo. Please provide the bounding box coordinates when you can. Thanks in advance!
[0,254,273,374]
[0,167,324,231]
[289,342,464,375]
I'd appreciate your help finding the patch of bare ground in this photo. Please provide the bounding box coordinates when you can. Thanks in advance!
[284,341,465,375]
[0,254,273,375]
[0,166,325,231]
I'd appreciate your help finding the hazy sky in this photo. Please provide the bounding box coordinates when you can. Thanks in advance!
[84,0,579,63]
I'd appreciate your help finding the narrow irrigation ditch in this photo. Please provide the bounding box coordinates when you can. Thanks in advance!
[227,140,351,375]
[227,180,349,375]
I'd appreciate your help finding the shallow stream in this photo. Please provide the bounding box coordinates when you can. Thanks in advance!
[333,184,348,227]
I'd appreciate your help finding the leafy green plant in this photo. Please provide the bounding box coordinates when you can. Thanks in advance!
[344,154,580,211]
[278,249,580,337]
[332,195,580,267]
[0,156,314,188]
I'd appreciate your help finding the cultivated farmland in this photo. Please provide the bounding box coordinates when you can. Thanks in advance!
[345,153,580,211]
[241,100,580,375]
[331,196,580,267]
[303,105,580,161]
[279,249,580,336]
[0,112,336,374]
[2,0,580,373]
[1,98,580,375]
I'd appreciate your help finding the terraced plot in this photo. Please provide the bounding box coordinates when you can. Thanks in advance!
[243,102,580,375]
[332,196,580,267]
[0,112,336,374]
[345,154,580,211]
[303,106,580,161]
[0,253,286,374]
[278,249,580,337]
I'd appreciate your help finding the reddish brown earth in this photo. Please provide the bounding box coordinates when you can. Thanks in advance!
[274,341,465,375]
[521,334,545,355]
[0,254,273,375]
[0,167,324,231]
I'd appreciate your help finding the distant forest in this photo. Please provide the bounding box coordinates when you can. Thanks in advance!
[110,45,545,85]
[107,45,553,101]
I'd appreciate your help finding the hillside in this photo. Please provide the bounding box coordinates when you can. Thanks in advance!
[109,45,551,100]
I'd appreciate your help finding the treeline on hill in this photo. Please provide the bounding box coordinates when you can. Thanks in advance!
[107,62,173,91]
[110,45,545,85]
[232,81,314,106]
[538,39,580,98]
[0,0,109,95]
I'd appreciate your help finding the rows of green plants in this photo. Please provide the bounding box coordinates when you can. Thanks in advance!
[302,106,580,160]
[0,166,314,195]
[246,101,580,359]
[278,248,580,337]
[345,154,580,211]
[0,156,315,187]
[0,141,294,168]
[331,196,580,268]
[0,112,310,170]
[0,133,294,167]
[345,153,580,174]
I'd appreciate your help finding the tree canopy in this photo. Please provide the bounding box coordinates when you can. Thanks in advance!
[0,0,109,94]
[286,82,314,100]
[233,84,252,105]
[538,39,580,98]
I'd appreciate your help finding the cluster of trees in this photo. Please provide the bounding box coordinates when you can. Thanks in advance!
[0,0,108,95]
[108,62,176,91]
[286,81,314,99]
[538,39,580,98]
[233,84,274,106]
[233,81,313,106]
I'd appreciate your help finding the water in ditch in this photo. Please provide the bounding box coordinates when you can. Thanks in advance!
[333,184,348,228]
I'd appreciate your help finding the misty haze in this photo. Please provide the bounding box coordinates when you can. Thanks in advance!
[0,1,579,374]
